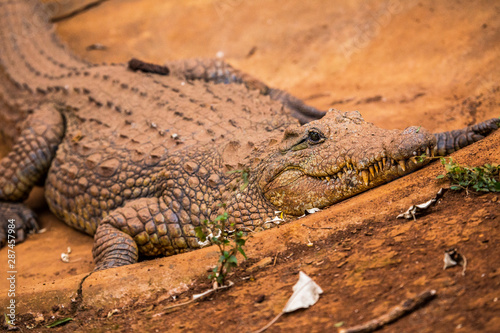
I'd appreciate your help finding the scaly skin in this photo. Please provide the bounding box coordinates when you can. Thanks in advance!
[0,0,498,270]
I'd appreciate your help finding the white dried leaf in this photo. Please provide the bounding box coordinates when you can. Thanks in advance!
[397,188,446,220]
[60,253,70,263]
[107,309,119,318]
[443,251,457,269]
[298,207,321,219]
[197,229,221,247]
[253,272,323,332]
[263,215,284,226]
[305,208,321,214]
[282,271,323,313]
[443,249,467,276]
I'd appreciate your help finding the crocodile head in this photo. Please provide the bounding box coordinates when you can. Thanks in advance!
[258,109,436,216]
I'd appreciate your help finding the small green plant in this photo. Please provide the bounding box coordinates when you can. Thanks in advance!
[417,152,429,163]
[194,208,247,286]
[46,317,73,328]
[227,169,250,191]
[437,157,500,192]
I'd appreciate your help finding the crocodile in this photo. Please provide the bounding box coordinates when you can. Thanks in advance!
[0,0,498,270]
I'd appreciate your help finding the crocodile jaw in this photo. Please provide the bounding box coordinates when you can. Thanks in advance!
[263,151,433,216]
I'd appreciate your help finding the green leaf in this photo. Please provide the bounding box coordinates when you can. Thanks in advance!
[438,159,500,192]
[46,318,73,328]
[4,314,14,326]
[237,246,247,259]
[227,255,238,265]
[214,212,228,222]
[334,322,344,328]
[194,226,207,242]
[436,174,445,179]
[201,206,248,284]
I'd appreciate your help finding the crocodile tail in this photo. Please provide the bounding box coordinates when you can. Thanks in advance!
[0,0,85,92]
[433,117,500,156]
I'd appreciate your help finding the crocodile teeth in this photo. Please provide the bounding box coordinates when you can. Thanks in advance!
[326,176,331,181]
[382,157,387,167]
[369,166,375,178]
[374,163,379,174]
[361,170,370,186]
[378,161,383,170]
[398,160,406,172]
[425,147,430,156]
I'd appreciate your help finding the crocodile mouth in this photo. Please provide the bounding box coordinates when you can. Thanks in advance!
[264,144,435,213]
[313,145,435,187]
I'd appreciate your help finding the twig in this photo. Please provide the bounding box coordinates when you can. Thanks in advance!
[273,251,280,266]
[155,282,234,315]
[301,224,333,230]
[339,289,437,333]
[253,312,284,333]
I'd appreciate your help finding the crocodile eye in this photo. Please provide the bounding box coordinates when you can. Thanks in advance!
[307,130,323,144]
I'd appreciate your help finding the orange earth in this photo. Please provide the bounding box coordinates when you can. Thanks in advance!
[1,0,499,332]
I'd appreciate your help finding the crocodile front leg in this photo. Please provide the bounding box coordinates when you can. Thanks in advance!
[92,197,201,270]
[0,104,64,246]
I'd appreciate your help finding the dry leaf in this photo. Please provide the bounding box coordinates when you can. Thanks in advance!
[283,271,323,313]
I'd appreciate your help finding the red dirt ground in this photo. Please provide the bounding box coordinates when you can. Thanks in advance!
[1,0,499,332]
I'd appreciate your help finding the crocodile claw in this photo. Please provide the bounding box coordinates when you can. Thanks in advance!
[0,202,39,247]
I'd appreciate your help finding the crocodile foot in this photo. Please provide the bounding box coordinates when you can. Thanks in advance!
[0,202,38,247]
